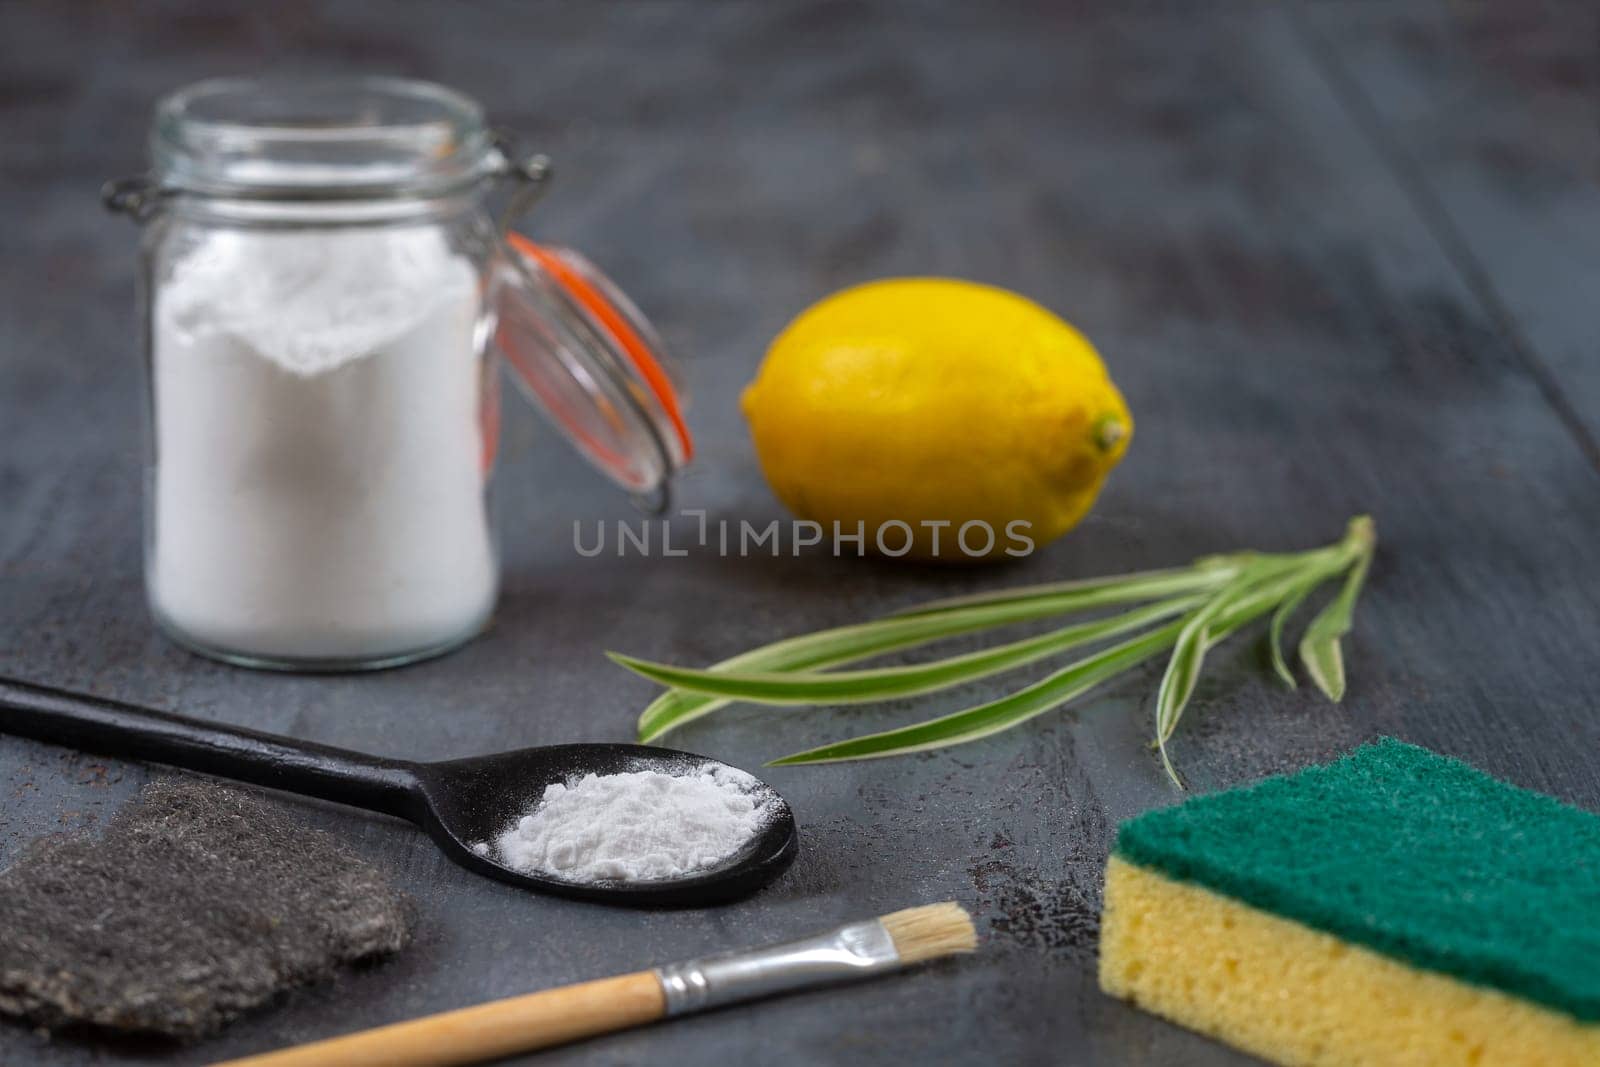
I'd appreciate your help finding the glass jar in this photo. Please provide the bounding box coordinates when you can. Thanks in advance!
[106,77,690,671]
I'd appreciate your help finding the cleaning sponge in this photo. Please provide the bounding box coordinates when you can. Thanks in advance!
[1098,738,1600,1066]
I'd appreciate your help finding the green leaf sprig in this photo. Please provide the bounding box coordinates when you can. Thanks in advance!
[612,516,1376,786]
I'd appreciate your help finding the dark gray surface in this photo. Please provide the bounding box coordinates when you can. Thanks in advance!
[1300,1,1600,462]
[2,2,1598,1064]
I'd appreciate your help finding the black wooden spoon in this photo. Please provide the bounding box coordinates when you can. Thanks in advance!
[0,677,797,907]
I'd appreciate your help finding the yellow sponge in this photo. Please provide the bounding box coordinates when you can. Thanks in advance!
[1101,857,1599,1067]
[1097,740,1600,1066]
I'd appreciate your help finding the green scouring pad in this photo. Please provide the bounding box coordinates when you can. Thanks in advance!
[1099,737,1600,1066]
[0,777,413,1039]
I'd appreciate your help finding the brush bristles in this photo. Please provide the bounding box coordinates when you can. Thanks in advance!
[879,902,978,964]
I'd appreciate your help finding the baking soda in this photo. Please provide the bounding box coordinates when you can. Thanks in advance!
[148,224,496,663]
[494,764,776,883]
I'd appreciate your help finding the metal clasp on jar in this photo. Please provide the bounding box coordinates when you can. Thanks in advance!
[490,131,553,235]
[101,175,168,222]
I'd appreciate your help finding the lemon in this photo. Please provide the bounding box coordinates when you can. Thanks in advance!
[741,278,1131,560]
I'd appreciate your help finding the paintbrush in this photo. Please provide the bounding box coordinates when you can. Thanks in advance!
[216,902,978,1067]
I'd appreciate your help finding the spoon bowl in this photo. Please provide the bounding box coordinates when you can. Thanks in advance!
[419,743,797,906]
[0,678,798,907]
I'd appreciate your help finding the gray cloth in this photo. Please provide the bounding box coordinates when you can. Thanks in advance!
[0,777,413,1038]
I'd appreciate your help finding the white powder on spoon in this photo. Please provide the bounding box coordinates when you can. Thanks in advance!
[494,764,776,883]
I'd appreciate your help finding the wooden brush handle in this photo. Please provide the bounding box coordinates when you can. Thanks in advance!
[215,971,666,1067]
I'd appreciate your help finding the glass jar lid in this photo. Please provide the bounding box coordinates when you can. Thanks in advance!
[497,235,693,504]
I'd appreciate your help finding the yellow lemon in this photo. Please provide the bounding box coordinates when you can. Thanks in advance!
[741,278,1131,560]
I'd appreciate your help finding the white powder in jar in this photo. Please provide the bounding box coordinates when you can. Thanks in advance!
[148,224,496,663]
[493,764,776,883]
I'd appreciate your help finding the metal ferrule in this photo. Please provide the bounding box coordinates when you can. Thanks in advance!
[654,919,901,1016]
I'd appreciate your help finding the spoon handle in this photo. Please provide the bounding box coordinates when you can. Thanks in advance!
[0,676,422,819]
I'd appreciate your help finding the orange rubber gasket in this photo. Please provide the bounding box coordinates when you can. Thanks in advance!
[507,233,694,463]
